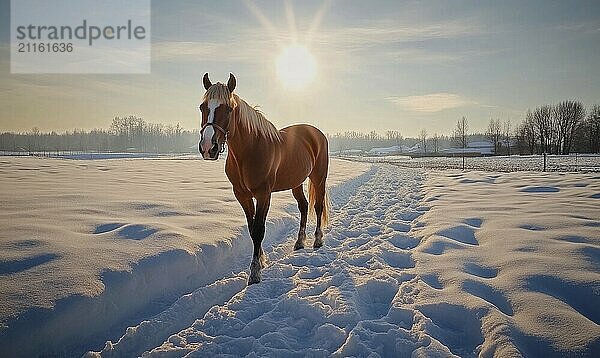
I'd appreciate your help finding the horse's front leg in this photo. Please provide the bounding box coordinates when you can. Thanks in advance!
[248,191,271,285]
[233,189,255,233]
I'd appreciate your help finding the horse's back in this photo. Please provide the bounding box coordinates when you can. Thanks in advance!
[279,124,328,154]
[280,124,328,162]
[271,124,328,191]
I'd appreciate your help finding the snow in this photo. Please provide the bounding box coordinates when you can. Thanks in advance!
[0,156,370,357]
[1,156,599,357]
[97,166,598,357]
[345,154,600,172]
[367,145,413,155]
[414,169,600,356]
[438,141,494,156]
[1,152,197,160]
[442,147,493,155]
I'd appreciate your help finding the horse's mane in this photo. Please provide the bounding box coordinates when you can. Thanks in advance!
[203,83,281,141]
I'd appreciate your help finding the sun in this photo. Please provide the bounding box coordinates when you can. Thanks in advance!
[276,44,317,89]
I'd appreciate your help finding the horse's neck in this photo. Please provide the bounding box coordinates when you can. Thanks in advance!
[227,117,259,156]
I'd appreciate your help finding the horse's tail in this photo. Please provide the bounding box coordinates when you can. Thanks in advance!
[308,177,330,227]
[322,187,330,227]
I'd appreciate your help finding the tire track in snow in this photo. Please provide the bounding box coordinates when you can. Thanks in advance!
[133,165,461,357]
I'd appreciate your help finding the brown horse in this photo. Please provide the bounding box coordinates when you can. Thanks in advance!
[198,73,330,284]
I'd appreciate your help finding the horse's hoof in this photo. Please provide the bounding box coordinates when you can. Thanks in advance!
[293,242,305,250]
[248,270,261,284]
[249,259,262,284]
[247,276,261,285]
[314,230,324,249]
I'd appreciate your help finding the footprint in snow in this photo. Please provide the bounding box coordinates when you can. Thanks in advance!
[520,186,560,193]
[463,262,498,279]
[437,225,479,245]
[422,237,466,255]
[462,279,513,316]
[463,217,483,228]
[0,253,59,275]
[519,223,546,231]
[421,273,444,289]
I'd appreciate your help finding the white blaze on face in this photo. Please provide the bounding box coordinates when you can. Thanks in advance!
[200,99,221,154]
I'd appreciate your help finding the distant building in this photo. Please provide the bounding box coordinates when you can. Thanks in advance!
[442,140,493,156]
[330,148,365,156]
[367,145,414,156]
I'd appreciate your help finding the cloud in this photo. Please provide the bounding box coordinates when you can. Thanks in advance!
[152,41,267,62]
[301,18,488,68]
[312,19,483,49]
[384,47,505,64]
[554,21,600,34]
[152,17,485,65]
[386,93,476,113]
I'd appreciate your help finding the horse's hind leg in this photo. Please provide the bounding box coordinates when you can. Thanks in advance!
[292,185,308,250]
[312,180,327,249]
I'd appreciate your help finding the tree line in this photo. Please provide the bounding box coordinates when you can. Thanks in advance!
[326,130,461,154]
[514,101,599,155]
[0,116,199,154]
[485,100,599,155]
[328,120,485,154]
[392,100,600,155]
[328,130,415,153]
[330,100,599,156]
[415,101,599,156]
[2,100,599,156]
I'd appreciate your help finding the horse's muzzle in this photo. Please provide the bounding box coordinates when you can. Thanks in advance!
[199,142,220,160]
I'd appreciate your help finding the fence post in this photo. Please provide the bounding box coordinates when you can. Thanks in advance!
[543,152,547,172]
[462,155,465,171]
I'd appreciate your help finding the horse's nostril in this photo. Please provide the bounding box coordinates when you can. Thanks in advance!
[208,143,219,157]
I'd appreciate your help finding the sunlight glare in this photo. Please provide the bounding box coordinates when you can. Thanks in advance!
[276,44,317,89]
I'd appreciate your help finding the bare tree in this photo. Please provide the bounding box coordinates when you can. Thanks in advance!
[532,105,553,154]
[515,122,526,155]
[486,118,502,154]
[553,100,585,154]
[453,117,469,170]
[385,130,403,147]
[588,105,600,153]
[523,111,537,154]
[454,117,469,148]
[575,105,600,153]
[28,127,40,154]
[431,132,439,154]
[419,129,428,153]
[504,118,512,155]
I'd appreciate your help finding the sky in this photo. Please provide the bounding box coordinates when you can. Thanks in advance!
[1,0,599,137]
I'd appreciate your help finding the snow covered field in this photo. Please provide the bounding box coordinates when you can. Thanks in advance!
[0,157,369,357]
[1,157,599,357]
[103,165,599,358]
[343,154,600,172]
[0,152,189,160]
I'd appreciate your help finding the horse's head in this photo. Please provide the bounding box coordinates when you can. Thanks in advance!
[198,72,236,160]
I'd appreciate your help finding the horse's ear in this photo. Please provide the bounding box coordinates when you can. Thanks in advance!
[203,73,212,90]
[227,73,236,92]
